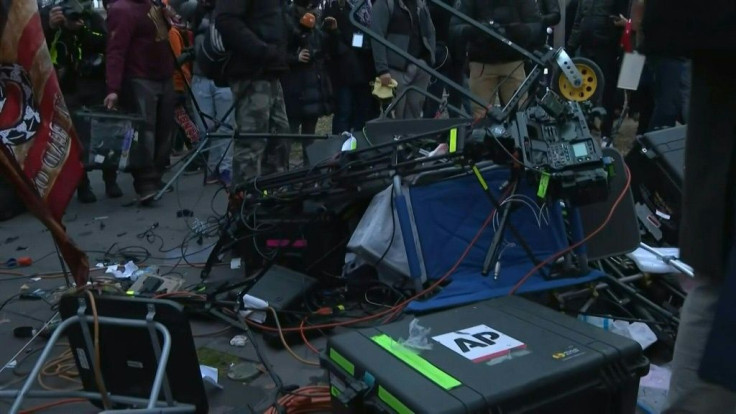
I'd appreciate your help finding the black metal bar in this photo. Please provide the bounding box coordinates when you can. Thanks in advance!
[381,85,471,119]
[207,132,332,140]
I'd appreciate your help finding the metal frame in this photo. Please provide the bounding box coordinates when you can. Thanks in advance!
[0,300,196,414]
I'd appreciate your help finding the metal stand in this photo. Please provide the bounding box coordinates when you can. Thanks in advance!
[155,105,236,200]
[0,300,195,414]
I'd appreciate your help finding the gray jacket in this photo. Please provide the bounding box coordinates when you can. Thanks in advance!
[370,0,436,74]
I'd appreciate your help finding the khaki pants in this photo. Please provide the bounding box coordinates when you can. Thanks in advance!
[468,61,526,119]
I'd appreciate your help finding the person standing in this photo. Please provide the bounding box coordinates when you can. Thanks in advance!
[641,1,736,413]
[191,0,234,186]
[450,0,541,120]
[41,2,122,203]
[215,0,291,185]
[281,1,334,138]
[323,0,378,133]
[104,0,176,204]
[370,0,436,119]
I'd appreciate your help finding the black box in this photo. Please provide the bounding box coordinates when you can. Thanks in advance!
[324,296,648,414]
[625,125,686,245]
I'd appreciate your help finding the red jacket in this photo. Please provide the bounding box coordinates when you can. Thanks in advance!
[105,0,175,94]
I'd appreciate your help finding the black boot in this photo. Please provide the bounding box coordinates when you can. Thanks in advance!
[103,169,123,199]
[77,173,97,203]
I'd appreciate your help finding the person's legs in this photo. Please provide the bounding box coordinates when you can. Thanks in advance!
[468,62,498,120]
[264,79,292,174]
[388,68,410,119]
[648,57,684,131]
[404,63,431,119]
[229,79,269,186]
[191,76,217,173]
[351,83,376,130]
[154,79,176,185]
[123,79,162,198]
[332,86,353,134]
[493,60,526,107]
[212,83,234,175]
[664,279,736,414]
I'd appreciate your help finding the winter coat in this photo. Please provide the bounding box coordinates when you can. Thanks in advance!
[450,0,540,64]
[323,0,376,88]
[370,0,436,74]
[214,0,289,81]
[280,5,334,119]
[566,0,628,51]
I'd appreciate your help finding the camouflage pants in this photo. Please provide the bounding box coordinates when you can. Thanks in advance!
[230,79,290,187]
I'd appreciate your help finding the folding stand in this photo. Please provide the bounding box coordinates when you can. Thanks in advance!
[0,299,196,414]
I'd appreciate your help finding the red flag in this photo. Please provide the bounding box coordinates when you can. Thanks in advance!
[1,0,89,286]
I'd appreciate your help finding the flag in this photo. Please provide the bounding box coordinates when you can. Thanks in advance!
[0,0,89,285]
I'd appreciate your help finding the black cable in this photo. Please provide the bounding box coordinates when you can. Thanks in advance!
[374,193,396,267]
[0,294,22,313]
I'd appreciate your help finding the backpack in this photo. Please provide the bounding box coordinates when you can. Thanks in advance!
[195,12,231,85]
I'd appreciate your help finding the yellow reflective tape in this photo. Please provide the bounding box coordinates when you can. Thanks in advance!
[472,165,489,191]
[537,172,550,198]
[449,128,457,153]
[371,334,461,390]
[329,348,355,375]
[378,386,413,414]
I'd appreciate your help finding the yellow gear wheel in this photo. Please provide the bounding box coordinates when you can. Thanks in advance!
[558,62,599,102]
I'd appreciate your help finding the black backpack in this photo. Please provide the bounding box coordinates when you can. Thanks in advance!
[195,12,231,85]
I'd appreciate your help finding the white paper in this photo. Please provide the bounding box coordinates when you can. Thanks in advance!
[105,261,140,279]
[239,294,268,323]
[432,324,526,363]
[352,33,364,48]
[617,53,646,90]
[199,365,223,389]
[626,247,693,274]
[230,258,242,270]
[94,154,106,164]
[229,335,248,347]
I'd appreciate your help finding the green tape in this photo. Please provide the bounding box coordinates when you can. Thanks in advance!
[331,386,340,397]
[378,386,413,414]
[472,165,489,191]
[537,172,550,198]
[449,128,458,153]
[371,334,461,390]
[329,348,355,375]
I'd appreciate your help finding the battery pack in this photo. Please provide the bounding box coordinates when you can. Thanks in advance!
[323,296,648,414]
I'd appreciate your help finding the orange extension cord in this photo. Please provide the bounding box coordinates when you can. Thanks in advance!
[263,386,332,414]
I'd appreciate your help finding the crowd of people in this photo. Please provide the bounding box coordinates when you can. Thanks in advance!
[43,0,688,204]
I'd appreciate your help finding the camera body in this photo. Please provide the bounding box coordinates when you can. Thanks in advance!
[56,0,86,21]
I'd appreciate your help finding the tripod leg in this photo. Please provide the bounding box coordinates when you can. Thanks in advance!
[482,184,515,276]
[154,135,212,200]
[469,164,548,278]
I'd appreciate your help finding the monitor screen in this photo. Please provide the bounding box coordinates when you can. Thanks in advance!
[572,142,588,157]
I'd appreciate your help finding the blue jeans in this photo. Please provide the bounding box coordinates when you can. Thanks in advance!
[331,83,375,134]
[191,75,234,173]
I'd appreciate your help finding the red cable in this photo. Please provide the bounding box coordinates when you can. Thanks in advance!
[508,164,632,295]
[19,398,87,414]
[299,318,320,354]
[251,198,501,334]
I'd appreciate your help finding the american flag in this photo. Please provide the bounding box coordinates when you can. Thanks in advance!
[0,0,89,285]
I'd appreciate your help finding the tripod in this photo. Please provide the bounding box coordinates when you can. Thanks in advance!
[155,101,236,200]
